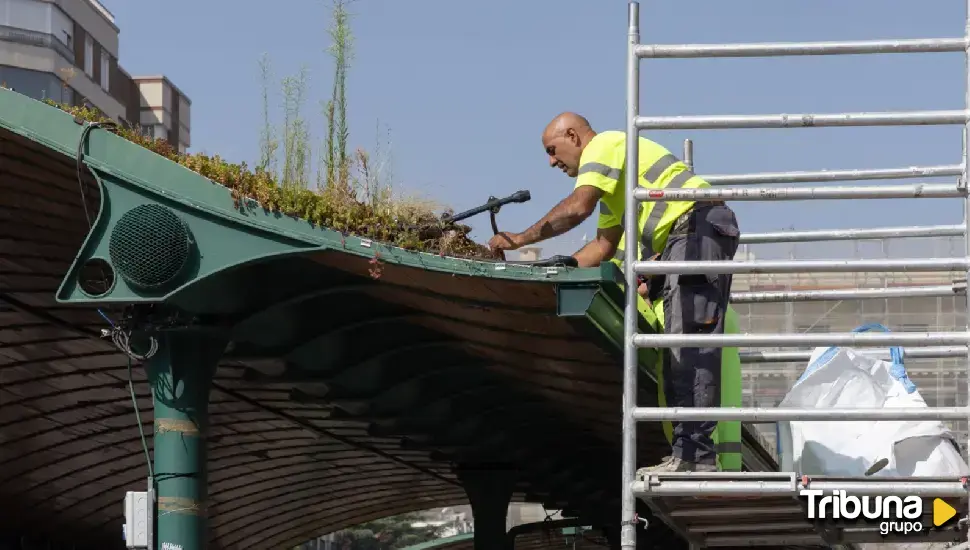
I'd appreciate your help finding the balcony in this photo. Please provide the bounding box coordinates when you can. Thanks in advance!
[0,24,73,64]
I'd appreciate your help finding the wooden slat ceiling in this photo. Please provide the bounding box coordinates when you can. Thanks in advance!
[0,128,688,549]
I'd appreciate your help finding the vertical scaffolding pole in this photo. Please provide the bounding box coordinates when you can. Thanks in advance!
[620,4,640,550]
[963,0,970,530]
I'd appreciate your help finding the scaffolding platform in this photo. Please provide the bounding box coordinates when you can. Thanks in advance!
[634,472,968,547]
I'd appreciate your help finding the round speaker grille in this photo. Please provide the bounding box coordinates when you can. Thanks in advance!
[109,204,193,291]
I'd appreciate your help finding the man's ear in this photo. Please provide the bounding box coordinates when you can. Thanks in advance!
[565,127,580,145]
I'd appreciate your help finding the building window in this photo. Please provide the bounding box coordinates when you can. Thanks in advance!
[140,124,154,138]
[84,35,93,77]
[0,67,70,105]
[100,48,109,91]
[52,5,74,49]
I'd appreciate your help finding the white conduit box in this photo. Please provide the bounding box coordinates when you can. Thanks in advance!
[123,491,150,549]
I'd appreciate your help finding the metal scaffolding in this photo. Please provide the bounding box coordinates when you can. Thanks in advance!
[620,1,970,548]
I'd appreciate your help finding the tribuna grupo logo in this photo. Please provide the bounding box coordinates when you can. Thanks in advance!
[800,489,927,535]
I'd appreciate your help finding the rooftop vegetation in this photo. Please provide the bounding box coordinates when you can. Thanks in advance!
[49,0,491,260]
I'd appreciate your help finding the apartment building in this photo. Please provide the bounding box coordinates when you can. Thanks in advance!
[0,0,191,152]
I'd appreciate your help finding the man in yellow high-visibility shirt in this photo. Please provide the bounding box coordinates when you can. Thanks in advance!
[488,112,741,473]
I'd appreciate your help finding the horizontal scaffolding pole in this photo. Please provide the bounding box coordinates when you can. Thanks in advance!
[739,346,967,363]
[633,258,970,275]
[688,521,811,534]
[698,534,819,548]
[739,223,965,243]
[705,531,966,547]
[630,406,970,422]
[633,183,963,202]
[633,331,970,348]
[635,37,968,59]
[635,110,969,130]
[703,164,963,185]
[635,480,797,496]
[633,478,968,498]
[668,505,804,518]
[641,472,962,481]
[730,283,965,303]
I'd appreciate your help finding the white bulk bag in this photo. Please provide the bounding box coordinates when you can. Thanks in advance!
[776,324,968,478]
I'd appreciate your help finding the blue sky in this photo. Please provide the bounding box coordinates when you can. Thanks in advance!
[103,0,969,260]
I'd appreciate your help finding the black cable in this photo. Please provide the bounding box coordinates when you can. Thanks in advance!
[74,119,116,229]
[127,353,154,480]
[73,118,117,298]
[72,119,156,494]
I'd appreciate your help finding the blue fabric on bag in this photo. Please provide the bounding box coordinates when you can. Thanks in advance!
[794,323,915,393]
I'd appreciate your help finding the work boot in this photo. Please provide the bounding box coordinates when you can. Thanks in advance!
[635,456,717,479]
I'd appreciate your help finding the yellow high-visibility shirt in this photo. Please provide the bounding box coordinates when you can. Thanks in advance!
[573,131,710,268]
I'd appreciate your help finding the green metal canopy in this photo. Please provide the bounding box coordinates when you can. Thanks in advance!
[0,89,776,550]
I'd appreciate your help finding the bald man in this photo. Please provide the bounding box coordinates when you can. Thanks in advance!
[488,112,740,473]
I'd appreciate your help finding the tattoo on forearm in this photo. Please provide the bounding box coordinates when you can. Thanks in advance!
[540,216,577,238]
[522,214,578,244]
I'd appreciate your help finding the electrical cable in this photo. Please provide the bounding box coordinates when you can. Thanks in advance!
[105,326,158,361]
[73,119,157,489]
[127,353,154,480]
[74,119,116,229]
[74,117,160,363]
[74,118,117,300]
[102,322,157,482]
[96,308,114,327]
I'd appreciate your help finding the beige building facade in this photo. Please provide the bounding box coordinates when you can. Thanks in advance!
[0,0,190,151]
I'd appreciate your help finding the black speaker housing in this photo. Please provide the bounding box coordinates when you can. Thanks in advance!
[108,203,194,293]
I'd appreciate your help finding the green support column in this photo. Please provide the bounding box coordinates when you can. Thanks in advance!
[146,331,227,550]
[456,466,516,550]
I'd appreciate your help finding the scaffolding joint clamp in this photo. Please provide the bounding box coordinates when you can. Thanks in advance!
[624,513,649,529]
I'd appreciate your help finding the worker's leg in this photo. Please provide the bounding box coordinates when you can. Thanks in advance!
[639,203,739,473]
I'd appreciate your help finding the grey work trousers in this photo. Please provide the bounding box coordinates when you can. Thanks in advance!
[659,202,740,465]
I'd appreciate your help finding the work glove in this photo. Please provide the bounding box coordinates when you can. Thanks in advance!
[642,253,665,304]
